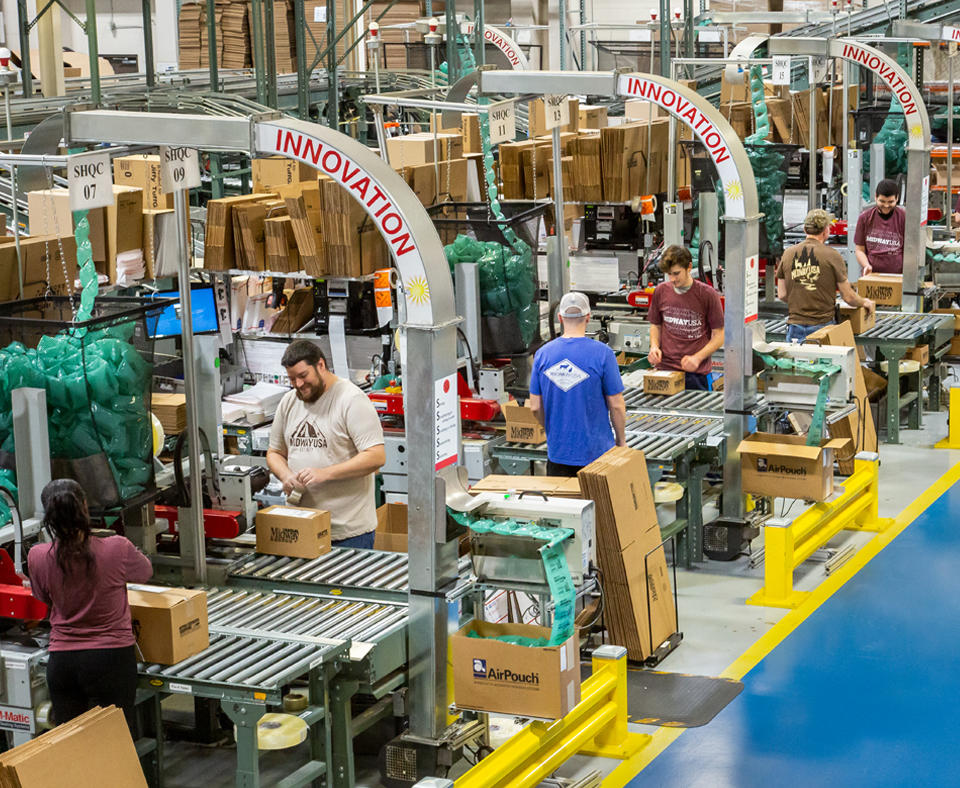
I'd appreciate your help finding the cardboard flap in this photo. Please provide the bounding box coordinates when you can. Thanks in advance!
[737,436,825,460]
[823,437,851,452]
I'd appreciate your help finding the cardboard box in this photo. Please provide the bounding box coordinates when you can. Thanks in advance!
[113,154,173,210]
[386,132,462,167]
[644,370,684,395]
[624,99,666,122]
[0,706,147,787]
[252,156,317,192]
[127,585,209,665]
[204,193,277,271]
[933,307,960,332]
[837,302,876,334]
[528,97,580,138]
[27,189,106,263]
[374,502,408,552]
[578,105,608,129]
[396,158,469,207]
[469,475,583,498]
[856,274,903,306]
[0,235,79,299]
[578,448,676,661]
[255,505,332,559]
[502,401,546,444]
[905,344,930,366]
[106,185,144,282]
[861,365,887,401]
[152,392,187,434]
[450,620,580,719]
[737,433,850,501]
[805,322,878,453]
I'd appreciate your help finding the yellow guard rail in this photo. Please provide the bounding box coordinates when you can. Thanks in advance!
[747,452,892,609]
[453,645,647,788]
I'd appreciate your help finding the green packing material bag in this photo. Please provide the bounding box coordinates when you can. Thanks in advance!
[84,355,120,403]
[114,457,151,486]
[5,355,46,391]
[90,401,129,459]
[69,417,102,458]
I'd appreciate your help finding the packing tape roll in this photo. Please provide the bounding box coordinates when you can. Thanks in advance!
[151,413,165,457]
[654,481,684,504]
[283,692,309,712]
[235,713,308,751]
[880,359,921,375]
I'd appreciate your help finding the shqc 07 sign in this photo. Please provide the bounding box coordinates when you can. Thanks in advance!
[67,151,113,211]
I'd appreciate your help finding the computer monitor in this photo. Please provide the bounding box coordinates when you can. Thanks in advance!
[146,287,220,339]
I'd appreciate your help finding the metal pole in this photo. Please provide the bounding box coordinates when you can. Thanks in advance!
[579,0,586,70]
[474,0,484,66]
[17,0,32,98]
[11,165,23,299]
[948,50,955,234]
[445,2,456,83]
[550,125,569,292]
[294,0,309,119]
[327,0,339,127]
[206,0,219,89]
[808,56,816,210]
[142,0,155,88]
[263,0,279,108]
[85,0,101,105]
[250,0,269,106]
[659,0,670,76]
[4,86,12,143]
[173,188,207,585]
[668,59,677,203]
[559,0,567,70]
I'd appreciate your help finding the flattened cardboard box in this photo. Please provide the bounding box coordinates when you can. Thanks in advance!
[644,370,684,396]
[837,302,875,334]
[469,475,582,498]
[451,620,580,720]
[905,344,929,366]
[856,274,903,307]
[127,585,209,665]
[0,706,147,787]
[256,505,332,559]
[502,401,546,444]
[737,433,850,502]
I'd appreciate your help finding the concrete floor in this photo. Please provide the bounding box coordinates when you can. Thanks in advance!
[156,412,960,787]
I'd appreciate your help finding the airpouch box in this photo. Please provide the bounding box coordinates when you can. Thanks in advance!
[127,585,209,665]
[255,505,331,559]
[450,620,580,720]
[856,274,902,306]
[502,401,547,444]
[737,433,850,501]
[374,503,408,552]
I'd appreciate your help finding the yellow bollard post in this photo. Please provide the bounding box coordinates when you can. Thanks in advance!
[747,516,810,609]
[578,646,647,759]
[936,387,960,449]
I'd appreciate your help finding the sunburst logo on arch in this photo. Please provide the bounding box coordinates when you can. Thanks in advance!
[407,276,431,305]
[909,124,923,139]
[726,180,743,202]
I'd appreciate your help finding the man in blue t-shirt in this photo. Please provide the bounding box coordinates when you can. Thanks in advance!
[528,292,627,476]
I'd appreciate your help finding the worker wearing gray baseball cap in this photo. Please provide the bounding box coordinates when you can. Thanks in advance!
[528,292,627,477]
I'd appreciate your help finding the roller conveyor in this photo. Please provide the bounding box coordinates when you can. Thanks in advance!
[227,547,410,601]
[622,388,728,414]
[206,588,408,646]
[763,312,953,344]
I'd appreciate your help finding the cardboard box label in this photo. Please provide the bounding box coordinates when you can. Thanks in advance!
[256,505,331,559]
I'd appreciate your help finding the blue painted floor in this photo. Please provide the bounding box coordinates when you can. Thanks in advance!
[631,479,960,787]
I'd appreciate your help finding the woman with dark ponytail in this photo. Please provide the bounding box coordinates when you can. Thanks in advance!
[27,479,153,730]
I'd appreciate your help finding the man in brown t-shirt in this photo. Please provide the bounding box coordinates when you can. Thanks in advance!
[647,245,724,390]
[776,209,875,344]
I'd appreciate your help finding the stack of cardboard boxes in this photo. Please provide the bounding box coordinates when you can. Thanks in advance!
[178,3,203,69]
[365,0,424,68]
[578,447,677,662]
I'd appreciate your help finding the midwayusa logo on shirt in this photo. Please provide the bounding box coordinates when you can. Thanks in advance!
[544,359,589,391]
[290,419,328,450]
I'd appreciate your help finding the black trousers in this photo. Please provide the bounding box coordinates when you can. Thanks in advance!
[547,459,584,477]
[46,645,138,732]
[684,372,711,391]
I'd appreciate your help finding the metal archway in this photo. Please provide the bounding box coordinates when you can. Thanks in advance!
[728,36,931,309]
[482,26,530,70]
[479,69,762,519]
[64,108,460,743]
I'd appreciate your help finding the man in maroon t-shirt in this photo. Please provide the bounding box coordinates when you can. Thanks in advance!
[854,179,905,275]
[647,245,724,390]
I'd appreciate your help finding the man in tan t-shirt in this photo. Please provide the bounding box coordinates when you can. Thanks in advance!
[267,340,385,548]
[776,209,875,344]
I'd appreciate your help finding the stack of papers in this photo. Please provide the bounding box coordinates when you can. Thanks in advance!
[115,249,146,286]
[222,382,289,423]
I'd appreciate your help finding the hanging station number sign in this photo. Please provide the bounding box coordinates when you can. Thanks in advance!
[771,56,791,86]
[160,146,202,193]
[544,95,569,131]
[488,100,516,145]
[67,151,113,212]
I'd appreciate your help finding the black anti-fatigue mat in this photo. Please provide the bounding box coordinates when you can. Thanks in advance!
[581,664,743,727]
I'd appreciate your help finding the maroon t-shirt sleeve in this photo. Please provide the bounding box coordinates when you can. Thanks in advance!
[123,539,154,583]
[648,285,663,325]
[854,212,868,246]
[705,286,724,330]
[26,546,50,605]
